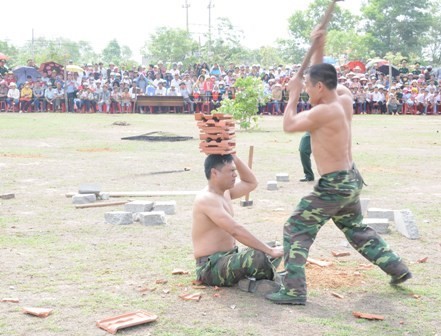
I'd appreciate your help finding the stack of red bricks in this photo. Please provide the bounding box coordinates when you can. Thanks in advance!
[195,112,236,155]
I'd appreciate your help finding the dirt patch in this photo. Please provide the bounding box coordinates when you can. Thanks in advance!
[306,263,365,289]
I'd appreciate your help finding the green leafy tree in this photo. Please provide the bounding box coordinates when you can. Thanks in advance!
[102,39,122,65]
[215,76,267,130]
[0,41,19,68]
[141,27,197,66]
[362,0,432,56]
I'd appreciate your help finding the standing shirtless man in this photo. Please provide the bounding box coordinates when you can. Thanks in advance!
[192,154,284,294]
[266,29,411,305]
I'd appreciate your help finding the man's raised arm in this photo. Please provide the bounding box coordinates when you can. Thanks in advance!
[229,154,257,200]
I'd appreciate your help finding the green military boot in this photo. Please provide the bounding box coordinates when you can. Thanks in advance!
[265,289,306,305]
[390,271,413,286]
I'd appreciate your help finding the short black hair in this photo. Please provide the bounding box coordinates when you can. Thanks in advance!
[204,154,233,180]
[306,63,337,90]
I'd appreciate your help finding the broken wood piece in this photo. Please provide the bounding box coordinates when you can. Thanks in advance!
[417,256,428,263]
[22,307,53,318]
[357,263,374,270]
[172,268,190,275]
[0,193,15,200]
[352,311,385,320]
[307,258,332,267]
[155,279,168,285]
[331,250,351,257]
[1,298,19,303]
[96,310,158,335]
[75,200,130,209]
[331,292,344,299]
[179,292,202,301]
[192,285,207,289]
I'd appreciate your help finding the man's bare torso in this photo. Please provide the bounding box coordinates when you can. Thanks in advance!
[192,189,236,258]
[310,94,353,176]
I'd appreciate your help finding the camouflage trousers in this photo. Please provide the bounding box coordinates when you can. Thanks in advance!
[283,165,408,298]
[195,247,281,286]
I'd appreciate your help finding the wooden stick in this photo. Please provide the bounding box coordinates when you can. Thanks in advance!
[75,200,130,209]
[296,0,343,78]
[244,145,254,202]
[66,191,198,198]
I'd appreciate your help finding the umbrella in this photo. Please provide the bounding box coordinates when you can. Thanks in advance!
[366,58,388,69]
[377,64,400,77]
[39,61,64,76]
[0,52,9,60]
[66,64,84,74]
[344,61,366,73]
[12,66,41,86]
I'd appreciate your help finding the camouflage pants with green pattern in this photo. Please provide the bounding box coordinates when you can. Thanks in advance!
[283,166,409,298]
[196,247,281,286]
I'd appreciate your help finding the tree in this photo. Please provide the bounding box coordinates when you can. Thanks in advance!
[215,76,267,130]
[102,39,122,65]
[361,0,433,56]
[141,27,197,67]
[284,0,358,62]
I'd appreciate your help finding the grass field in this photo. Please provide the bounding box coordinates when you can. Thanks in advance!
[0,113,440,336]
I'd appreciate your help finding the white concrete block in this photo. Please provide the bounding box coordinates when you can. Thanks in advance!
[153,201,176,215]
[139,211,167,226]
[72,193,96,204]
[267,181,278,190]
[105,211,133,225]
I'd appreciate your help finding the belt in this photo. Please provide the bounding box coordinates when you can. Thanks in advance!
[195,256,210,266]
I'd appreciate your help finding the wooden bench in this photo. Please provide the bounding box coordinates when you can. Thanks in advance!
[135,95,185,113]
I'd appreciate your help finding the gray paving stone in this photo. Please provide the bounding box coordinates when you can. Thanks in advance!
[79,183,101,195]
[104,211,133,225]
[153,201,176,215]
[124,201,154,213]
[367,207,395,221]
[72,193,97,204]
[362,218,390,234]
[276,173,290,182]
[267,181,278,190]
[139,211,167,226]
[394,209,419,239]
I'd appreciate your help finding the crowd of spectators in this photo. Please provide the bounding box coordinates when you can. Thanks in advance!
[0,57,440,115]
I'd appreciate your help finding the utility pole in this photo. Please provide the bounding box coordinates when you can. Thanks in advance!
[207,0,214,56]
[31,28,35,61]
[182,0,191,33]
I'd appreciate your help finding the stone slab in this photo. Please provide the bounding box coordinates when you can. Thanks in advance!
[153,201,176,215]
[363,218,390,234]
[72,193,97,204]
[360,198,370,216]
[267,181,278,190]
[276,173,290,182]
[79,183,101,195]
[124,201,154,213]
[98,192,110,201]
[104,211,133,225]
[367,208,395,221]
[139,211,167,226]
[394,209,419,239]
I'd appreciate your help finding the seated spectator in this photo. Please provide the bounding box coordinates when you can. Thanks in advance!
[97,84,111,113]
[19,82,33,112]
[178,82,194,113]
[53,82,65,112]
[6,82,20,111]
[120,87,132,112]
[0,80,8,110]
[167,84,178,96]
[44,83,56,111]
[32,81,46,111]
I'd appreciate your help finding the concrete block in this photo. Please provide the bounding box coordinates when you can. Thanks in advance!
[98,192,110,200]
[276,173,290,182]
[139,211,167,226]
[360,198,370,216]
[267,181,278,190]
[72,193,97,204]
[367,208,395,221]
[104,211,133,225]
[79,183,101,195]
[153,201,176,215]
[363,218,390,234]
[394,209,419,239]
[124,201,154,213]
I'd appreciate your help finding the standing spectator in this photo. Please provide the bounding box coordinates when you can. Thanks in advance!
[44,83,56,111]
[53,82,65,112]
[179,82,194,113]
[97,84,111,113]
[0,59,8,77]
[0,80,9,110]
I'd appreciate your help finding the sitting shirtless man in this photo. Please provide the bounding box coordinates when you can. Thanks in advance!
[192,154,284,294]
